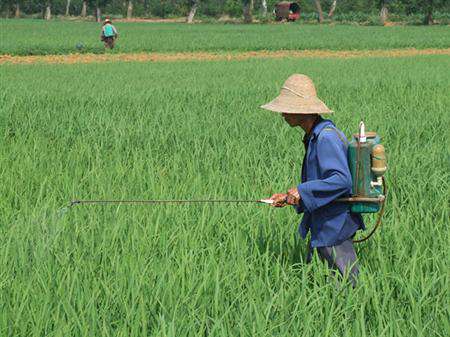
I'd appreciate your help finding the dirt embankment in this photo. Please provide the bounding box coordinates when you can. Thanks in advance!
[0,48,449,65]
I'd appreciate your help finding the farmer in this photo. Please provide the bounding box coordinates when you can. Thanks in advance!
[100,17,118,49]
[262,74,364,287]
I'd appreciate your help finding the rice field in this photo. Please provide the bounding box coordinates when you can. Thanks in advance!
[0,53,449,336]
[1,19,450,55]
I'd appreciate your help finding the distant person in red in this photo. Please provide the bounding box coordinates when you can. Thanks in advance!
[100,17,118,49]
[288,10,300,22]
[288,3,300,21]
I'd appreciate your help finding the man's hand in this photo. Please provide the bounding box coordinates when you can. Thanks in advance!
[269,193,288,207]
[286,187,301,205]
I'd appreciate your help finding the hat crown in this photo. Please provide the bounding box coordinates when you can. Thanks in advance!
[260,73,332,115]
[283,74,317,98]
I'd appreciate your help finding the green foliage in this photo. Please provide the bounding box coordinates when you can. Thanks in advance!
[0,54,449,336]
[1,0,449,19]
[223,0,243,17]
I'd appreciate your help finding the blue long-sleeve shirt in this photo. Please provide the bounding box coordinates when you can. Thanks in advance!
[296,119,364,248]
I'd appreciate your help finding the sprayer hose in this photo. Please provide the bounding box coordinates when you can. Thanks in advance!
[353,176,387,244]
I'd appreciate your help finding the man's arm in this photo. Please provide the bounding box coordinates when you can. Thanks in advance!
[296,132,352,212]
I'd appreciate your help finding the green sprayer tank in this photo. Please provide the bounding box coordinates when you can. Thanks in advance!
[348,122,387,213]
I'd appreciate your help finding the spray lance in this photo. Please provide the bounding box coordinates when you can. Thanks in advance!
[68,121,387,243]
[69,195,383,207]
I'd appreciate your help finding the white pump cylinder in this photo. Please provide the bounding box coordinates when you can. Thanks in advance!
[359,121,367,143]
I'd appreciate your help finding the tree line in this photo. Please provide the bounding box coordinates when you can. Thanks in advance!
[1,1,448,25]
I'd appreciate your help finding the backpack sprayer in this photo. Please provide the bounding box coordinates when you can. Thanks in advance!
[69,121,387,242]
[349,121,387,212]
[346,121,387,242]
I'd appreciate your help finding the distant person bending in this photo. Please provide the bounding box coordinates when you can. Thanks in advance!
[101,18,118,49]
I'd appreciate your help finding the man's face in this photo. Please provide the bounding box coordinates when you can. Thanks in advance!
[282,113,303,127]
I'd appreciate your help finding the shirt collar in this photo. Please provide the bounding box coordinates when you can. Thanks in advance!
[310,118,334,141]
[303,117,332,145]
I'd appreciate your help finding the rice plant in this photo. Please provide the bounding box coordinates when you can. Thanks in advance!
[0,19,449,56]
[0,55,448,336]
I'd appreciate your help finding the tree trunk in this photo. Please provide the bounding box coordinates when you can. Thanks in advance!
[380,2,388,25]
[424,12,433,25]
[65,0,71,16]
[261,0,267,17]
[144,0,150,17]
[314,0,324,23]
[44,5,51,20]
[127,1,133,19]
[96,6,101,22]
[81,1,87,17]
[243,0,253,24]
[15,2,20,18]
[187,1,198,23]
[328,0,337,18]
[424,0,434,25]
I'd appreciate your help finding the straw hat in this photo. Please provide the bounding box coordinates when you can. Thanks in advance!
[261,74,332,114]
[104,18,111,23]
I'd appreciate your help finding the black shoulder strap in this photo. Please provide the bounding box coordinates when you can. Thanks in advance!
[322,127,348,145]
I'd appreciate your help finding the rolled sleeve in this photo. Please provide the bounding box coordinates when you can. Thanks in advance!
[297,182,316,212]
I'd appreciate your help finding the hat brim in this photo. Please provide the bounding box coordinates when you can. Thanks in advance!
[261,92,332,114]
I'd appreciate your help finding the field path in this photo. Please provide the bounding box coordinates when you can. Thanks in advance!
[1,48,449,65]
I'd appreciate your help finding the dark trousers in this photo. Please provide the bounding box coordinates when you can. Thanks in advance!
[103,36,115,49]
[307,238,359,287]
